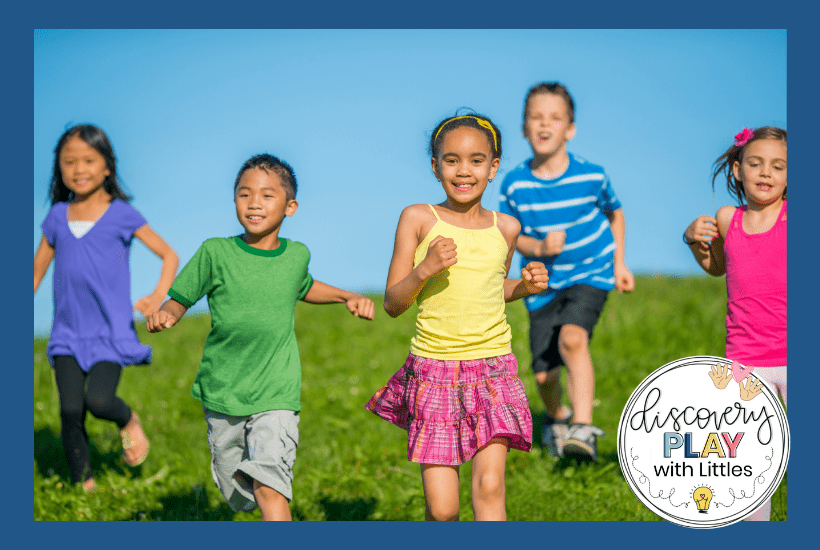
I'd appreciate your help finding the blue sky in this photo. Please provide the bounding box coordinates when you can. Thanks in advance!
[33,29,786,335]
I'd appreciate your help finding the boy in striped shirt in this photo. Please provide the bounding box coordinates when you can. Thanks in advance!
[499,82,634,462]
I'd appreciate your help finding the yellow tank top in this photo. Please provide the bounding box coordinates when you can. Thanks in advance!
[409,205,513,360]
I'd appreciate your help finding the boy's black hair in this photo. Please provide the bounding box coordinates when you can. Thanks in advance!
[50,124,130,205]
[234,154,297,200]
[429,110,502,160]
[524,82,576,123]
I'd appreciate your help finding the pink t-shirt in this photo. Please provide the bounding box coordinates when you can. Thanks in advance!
[723,201,787,366]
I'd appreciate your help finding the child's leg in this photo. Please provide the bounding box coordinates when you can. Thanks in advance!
[52,356,93,485]
[84,361,131,426]
[557,324,594,424]
[745,366,787,522]
[534,369,572,420]
[470,437,509,521]
[420,464,460,520]
[237,410,299,520]
[253,479,292,521]
[85,361,149,466]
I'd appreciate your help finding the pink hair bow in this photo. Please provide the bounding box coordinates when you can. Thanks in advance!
[734,128,755,147]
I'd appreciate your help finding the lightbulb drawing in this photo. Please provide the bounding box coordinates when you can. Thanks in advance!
[693,487,713,513]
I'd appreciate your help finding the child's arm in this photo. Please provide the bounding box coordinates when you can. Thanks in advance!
[604,208,635,293]
[516,232,566,258]
[302,280,375,320]
[145,299,189,332]
[504,262,550,302]
[133,225,180,316]
[34,235,55,294]
[684,207,732,276]
[384,205,455,318]
[498,214,549,302]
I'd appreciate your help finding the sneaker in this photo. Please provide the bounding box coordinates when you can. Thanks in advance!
[563,423,605,462]
[541,413,571,457]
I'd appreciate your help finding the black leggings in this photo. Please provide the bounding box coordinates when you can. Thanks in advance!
[52,356,132,483]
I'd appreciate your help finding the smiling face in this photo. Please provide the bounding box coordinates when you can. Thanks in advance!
[523,92,576,159]
[733,138,787,207]
[58,135,111,199]
[234,167,298,247]
[432,126,500,206]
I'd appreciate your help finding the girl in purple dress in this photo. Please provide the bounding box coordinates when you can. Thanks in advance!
[34,125,179,490]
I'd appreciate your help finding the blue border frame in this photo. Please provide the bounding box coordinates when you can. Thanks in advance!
[18,0,813,546]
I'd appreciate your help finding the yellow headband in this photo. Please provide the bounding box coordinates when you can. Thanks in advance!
[434,115,498,152]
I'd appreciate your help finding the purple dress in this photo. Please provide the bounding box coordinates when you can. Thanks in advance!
[42,199,152,371]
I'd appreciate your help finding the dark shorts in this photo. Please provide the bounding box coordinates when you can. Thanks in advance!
[528,284,609,374]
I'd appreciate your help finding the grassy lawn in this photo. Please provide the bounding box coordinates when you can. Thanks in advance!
[33,275,787,520]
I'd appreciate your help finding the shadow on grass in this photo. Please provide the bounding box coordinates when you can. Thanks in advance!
[136,487,236,520]
[531,410,545,450]
[34,428,146,483]
[314,496,378,520]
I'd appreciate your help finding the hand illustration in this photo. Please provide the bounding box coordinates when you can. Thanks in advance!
[739,376,764,401]
[708,363,732,390]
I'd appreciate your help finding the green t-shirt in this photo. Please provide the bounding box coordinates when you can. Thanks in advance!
[169,236,314,415]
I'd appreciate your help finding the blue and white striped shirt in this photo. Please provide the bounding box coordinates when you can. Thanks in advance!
[499,153,622,312]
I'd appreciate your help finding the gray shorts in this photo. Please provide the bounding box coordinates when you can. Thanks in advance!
[205,408,299,511]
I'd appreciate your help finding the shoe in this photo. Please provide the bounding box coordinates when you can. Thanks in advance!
[563,423,605,462]
[541,413,571,457]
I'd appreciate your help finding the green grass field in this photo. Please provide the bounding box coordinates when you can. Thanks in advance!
[33,276,786,520]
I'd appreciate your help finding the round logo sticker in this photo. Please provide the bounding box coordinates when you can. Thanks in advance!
[618,356,789,528]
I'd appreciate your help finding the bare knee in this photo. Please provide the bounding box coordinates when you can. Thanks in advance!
[558,326,589,355]
[473,470,505,504]
[534,369,560,387]
[426,500,459,521]
[253,480,291,521]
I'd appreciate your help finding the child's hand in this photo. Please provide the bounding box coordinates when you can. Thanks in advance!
[146,310,178,332]
[538,231,566,257]
[614,262,635,293]
[521,262,549,294]
[346,294,375,320]
[418,236,457,279]
[134,294,163,316]
[685,215,720,248]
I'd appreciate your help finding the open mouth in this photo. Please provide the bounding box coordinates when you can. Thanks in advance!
[453,183,474,191]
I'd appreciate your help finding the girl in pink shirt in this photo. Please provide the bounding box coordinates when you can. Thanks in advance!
[683,126,787,521]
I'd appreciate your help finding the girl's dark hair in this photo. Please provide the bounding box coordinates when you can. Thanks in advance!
[234,153,298,200]
[711,126,787,205]
[524,82,576,123]
[429,111,502,160]
[49,124,130,205]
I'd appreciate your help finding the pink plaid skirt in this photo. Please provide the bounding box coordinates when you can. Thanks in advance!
[366,352,533,465]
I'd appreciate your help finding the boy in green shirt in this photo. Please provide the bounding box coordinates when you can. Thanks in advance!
[147,154,374,520]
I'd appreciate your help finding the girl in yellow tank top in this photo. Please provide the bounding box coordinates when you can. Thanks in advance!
[366,112,549,521]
